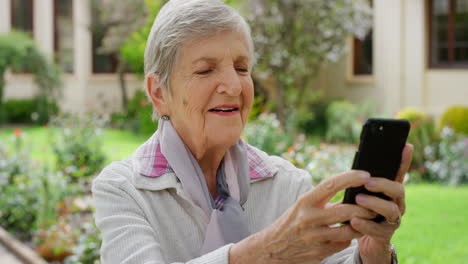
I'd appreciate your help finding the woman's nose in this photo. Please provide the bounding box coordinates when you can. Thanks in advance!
[216,67,242,96]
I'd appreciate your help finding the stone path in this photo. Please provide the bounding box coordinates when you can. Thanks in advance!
[0,243,24,264]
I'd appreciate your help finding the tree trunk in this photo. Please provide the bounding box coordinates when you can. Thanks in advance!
[0,71,5,123]
[116,59,128,111]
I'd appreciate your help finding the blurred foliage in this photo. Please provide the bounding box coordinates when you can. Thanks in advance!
[3,98,35,123]
[294,92,337,137]
[120,0,168,76]
[424,127,468,185]
[248,94,269,121]
[33,169,80,262]
[0,31,62,123]
[120,0,239,76]
[111,90,157,137]
[439,105,468,135]
[244,0,372,127]
[283,138,355,184]
[243,113,294,156]
[0,135,38,241]
[65,219,102,264]
[3,97,59,124]
[91,0,147,55]
[0,130,80,243]
[35,168,71,230]
[325,100,375,144]
[395,108,438,182]
[51,114,108,181]
[91,0,147,109]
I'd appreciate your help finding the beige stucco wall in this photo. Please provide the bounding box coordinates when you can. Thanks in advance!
[1,0,466,118]
[84,75,144,114]
[425,70,468,116]
[0,0,11,33]
[1,0,144,115]
[320,0,467,120]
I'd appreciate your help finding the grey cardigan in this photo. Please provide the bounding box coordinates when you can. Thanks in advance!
[92,145,363,264]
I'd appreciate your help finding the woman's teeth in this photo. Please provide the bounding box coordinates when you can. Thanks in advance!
[209,108,239,112]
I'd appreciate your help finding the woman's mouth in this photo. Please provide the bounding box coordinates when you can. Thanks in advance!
[208,105,240,116]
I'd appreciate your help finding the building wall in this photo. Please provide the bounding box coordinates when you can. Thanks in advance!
[320,0,467,119]
[425,70,468,116]
[0,0,144,115]
[1,0,466,117]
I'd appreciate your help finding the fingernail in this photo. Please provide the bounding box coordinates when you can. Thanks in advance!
[366,180,377,187]
[352,217,362,224]
[360,171,370,179]
[356,194,367,203]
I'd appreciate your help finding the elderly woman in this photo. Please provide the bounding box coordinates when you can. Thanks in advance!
[93,0,412,263]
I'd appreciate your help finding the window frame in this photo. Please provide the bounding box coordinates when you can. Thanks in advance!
[352,30,373,76]
[92,48,119,74]
[10,0,34,35]
[53,0,74,73]
[428,0,468,68]
[347,0,374,83]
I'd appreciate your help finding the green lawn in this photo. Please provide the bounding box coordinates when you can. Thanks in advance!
[0,126,148,166]
[394,184,468,264]
[1,127,467,263]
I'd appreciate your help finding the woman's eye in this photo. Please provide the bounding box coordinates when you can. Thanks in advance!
[236,68,248,73]
[196,69,212,75]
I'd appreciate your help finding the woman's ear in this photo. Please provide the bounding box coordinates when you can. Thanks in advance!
[146,73,170,116]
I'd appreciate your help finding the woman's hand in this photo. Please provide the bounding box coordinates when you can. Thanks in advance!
[351,144,414,264]
[230,170,376,264]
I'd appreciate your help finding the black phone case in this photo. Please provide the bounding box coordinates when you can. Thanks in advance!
[342,118,410,223]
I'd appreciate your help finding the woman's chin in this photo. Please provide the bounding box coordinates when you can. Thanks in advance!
[207,129,242,148]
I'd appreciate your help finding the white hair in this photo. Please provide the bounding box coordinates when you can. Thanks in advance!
[144,0,255,120]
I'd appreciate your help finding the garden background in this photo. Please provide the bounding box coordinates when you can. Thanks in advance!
[1,0,468,263]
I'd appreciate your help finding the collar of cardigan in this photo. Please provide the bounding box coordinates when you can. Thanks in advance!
[137,133,275,181]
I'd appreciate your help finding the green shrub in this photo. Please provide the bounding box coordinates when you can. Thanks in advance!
[51,114,107,181]
[3,99,35,123]
[249,95,268,121]
[424,127,468,185]
[243,113,294,156]
[282,138,355,184]
[295,97,335,137]
[2,97,59,124]
[34,95,60,125]
[325,100,375,144]
[439,106,468,135]
[0,174,39,241]
[0,31,62,124]
[0,132,38,240]
[395,107,438,181]
[112,90,157,137]
[64,220,102,264]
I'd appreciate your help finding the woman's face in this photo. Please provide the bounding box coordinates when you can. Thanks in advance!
[160,30,254,158]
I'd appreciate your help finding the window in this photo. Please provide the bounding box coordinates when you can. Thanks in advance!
[11,0,34,34]
[353,30,373,75]
[91,3,117,74]
[54,0,74,72]
[429,0,468,67]
[353,0,373,76]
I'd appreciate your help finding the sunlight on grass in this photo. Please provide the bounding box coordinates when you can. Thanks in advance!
[0,126,149,167]
[394,184,468,264]
[101,129,148,163]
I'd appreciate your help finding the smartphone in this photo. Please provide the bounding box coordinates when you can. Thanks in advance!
[342,118,410,223]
